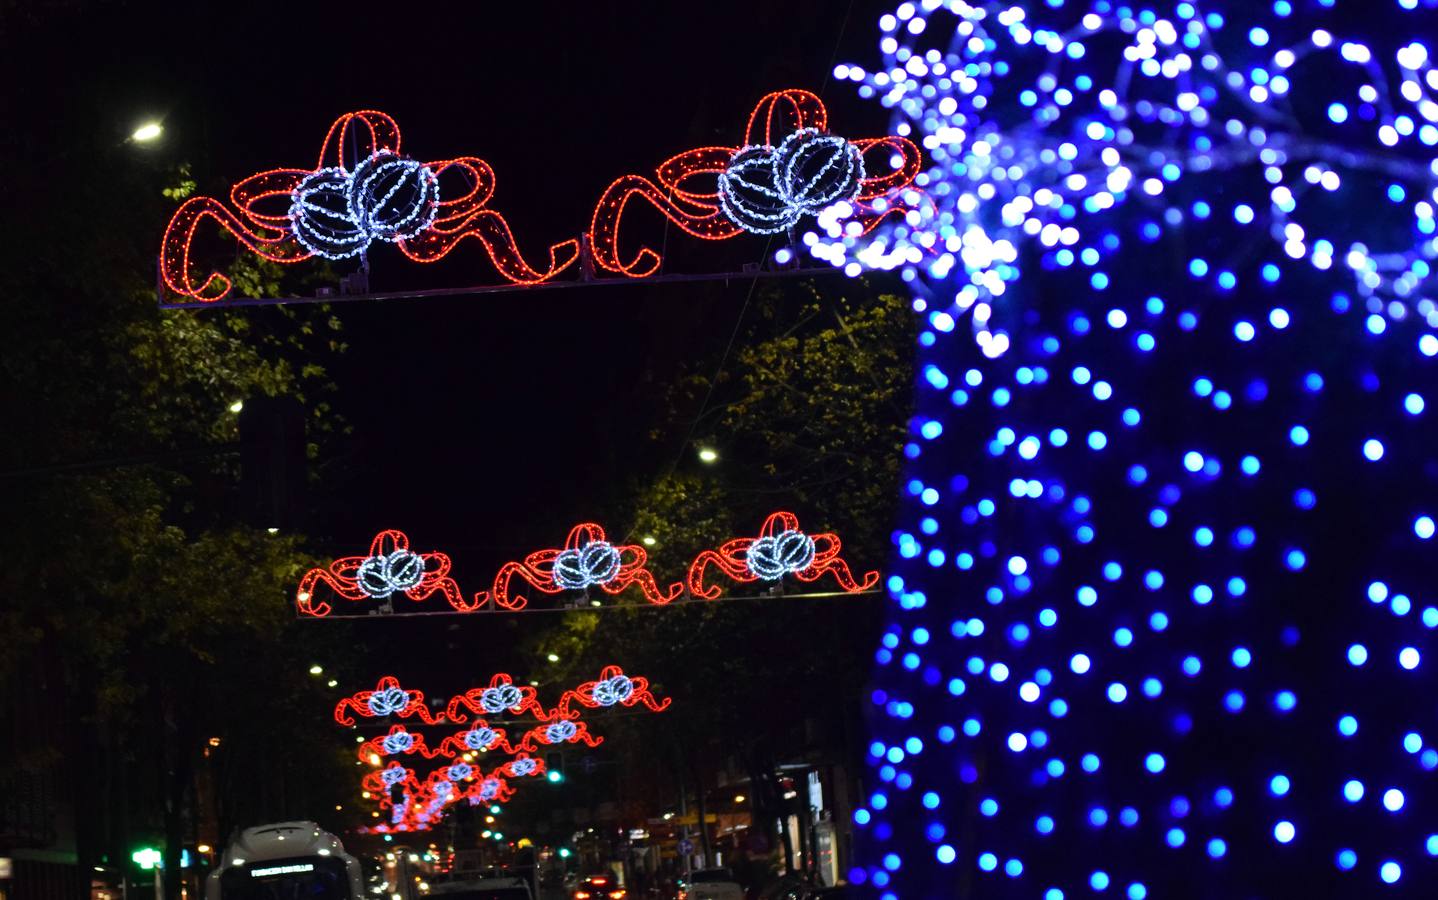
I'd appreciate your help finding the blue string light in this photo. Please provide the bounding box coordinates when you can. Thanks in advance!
[843,0,1438,894]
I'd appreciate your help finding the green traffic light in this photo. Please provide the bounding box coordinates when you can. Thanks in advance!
[546,771,563,783]
[558,848,572,859]
[132,848,162,870]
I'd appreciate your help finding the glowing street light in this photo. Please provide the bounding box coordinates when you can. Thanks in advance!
[229,400,244,414]
[131,121,164,143]
[642,535,657,546]
[546,654,560,663]
[697,447,719,464]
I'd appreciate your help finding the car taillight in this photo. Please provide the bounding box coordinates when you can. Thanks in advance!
[608,892,626,899]
[574,892,590,899]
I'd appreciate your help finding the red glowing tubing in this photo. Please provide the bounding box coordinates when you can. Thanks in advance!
[296,529,474,617]
[559,664,672,715]
[160,110,571,301]
[444,673,545,724]
[743,89,829,146]
[298,512,878,615]
[357,724,443,764]
[477,522,683,611]
[159,196,312,301]
[685,511,881,600]
[333,675,445,727]
[396,156,579,282]
[587,89,921,278]
[433,719,523,759]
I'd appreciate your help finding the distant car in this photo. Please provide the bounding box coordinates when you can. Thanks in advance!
[677,868,743,900]
[573,873,627,898]
[426,876,533,900]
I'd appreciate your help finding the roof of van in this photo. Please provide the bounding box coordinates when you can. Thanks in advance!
[222,822,347,865]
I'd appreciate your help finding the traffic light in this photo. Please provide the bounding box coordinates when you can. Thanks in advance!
[544,752,564,783]
[131,849,162,870]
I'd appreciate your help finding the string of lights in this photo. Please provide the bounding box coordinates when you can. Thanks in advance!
[804,0,1438,359]
[835,1,1438,897]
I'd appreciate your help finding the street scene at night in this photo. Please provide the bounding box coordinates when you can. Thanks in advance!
[3,0,1438,898]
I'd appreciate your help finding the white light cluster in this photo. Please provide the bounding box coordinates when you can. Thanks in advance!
[812,0,1438,356]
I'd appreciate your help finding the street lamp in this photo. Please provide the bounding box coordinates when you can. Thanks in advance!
[547,654,560,663]
[697,447,719,464]
[131,122,163,143]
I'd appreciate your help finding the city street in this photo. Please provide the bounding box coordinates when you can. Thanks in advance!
[5,1,1438,899]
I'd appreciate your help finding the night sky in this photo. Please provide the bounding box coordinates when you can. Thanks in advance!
[3,0,900,682]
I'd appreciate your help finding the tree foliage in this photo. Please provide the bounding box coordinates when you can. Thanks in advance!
[521,280,914,873]
[0,121,356,893]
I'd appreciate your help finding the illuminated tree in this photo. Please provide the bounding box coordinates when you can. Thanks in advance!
[811,1,1438,896]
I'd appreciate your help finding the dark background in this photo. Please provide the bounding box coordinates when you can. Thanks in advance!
[6,0,889,551]
[0,0,901,691]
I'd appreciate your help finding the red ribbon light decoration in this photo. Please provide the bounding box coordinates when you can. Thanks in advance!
[433,720,523,759]
[588,89,922,277]
[361,762,420,808]
[444,673,545,723]
[160,110,578,301]
[296,513,878,616]
[357,725,441,763]
[685,511,881,600]
[297,529,473,617]
[479,522,682,611]
[560,664,673,714]
[333,675,443,726]
[341,667,670,829]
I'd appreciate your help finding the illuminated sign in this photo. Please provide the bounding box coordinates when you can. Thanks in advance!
[250,864,315,878]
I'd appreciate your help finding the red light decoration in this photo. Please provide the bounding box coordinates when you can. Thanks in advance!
[296,529,472,617]
[479,523,683,611]
[360,762,420,806]
[340,666,671,829]
[160,110,577,302]
[587,89,922,277]
[357,725,441,763]
[296,512,879,616]
[444,673,544,723]
[559,664,672,714]
[333,675,444,727]
[685,511,881,600]
[519,706,604,753]
[433,720,523,758]
[493,752,546,781]
[463,774,515,806]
